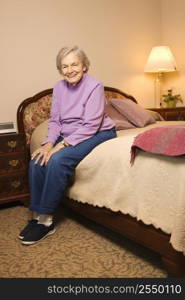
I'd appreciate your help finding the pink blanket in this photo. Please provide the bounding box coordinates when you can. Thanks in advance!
[131,125,185,164]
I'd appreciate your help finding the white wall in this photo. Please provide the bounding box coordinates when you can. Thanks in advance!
[161,0,185,105]
[0,0,161,124]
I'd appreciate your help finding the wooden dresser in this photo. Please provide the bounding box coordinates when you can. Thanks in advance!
[0,133,29,205]
[150,106,185,121]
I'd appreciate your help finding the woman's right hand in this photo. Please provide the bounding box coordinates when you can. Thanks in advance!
[31,142,53,166]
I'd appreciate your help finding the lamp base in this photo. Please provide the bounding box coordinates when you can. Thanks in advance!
[154,73,162,108]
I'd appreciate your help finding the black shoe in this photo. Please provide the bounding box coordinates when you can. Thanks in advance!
[18,219,38,240]
[21,223,56,245]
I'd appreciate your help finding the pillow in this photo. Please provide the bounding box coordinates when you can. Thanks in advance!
[30,120,48,154]
[104,102,135,130]
[146,110,165,121]
[110,98,156,127]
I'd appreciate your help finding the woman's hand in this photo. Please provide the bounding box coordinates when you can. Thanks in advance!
[44,142,67,165]
[31,142,53,166]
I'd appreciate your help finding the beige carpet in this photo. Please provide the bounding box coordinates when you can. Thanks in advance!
[0,203,167,278]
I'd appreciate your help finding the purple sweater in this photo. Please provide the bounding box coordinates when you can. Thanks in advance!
[44,73,115,146]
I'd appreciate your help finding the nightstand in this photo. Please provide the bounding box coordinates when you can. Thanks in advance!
[149,106,185,121]
[0,133,29,205]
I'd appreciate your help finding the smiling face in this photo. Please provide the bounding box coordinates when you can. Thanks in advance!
[61,51,86,86]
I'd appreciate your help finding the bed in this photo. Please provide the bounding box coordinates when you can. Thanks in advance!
[17,86,185,277]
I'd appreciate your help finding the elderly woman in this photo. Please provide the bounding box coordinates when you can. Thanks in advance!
[19,46,116,245]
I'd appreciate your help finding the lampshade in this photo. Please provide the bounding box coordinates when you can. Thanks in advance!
[145,46,177,73]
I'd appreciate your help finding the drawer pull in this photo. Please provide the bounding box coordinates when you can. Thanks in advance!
[8,160,19,167]
[7,141,17,149]
[11,180,21,188]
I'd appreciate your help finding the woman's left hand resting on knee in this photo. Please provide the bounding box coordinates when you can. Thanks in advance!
[31,141,69,166]
[44,141,69,165]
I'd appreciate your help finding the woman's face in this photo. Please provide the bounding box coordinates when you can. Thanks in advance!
[61,51,86,86]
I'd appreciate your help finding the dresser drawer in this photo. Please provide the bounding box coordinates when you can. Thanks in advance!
[178,111,185,120]
[0,153,27,174]
[0,172,29,198]
[163,110,185,120]
[149,107,185,121]
[164,111,180,121]
[0,133,25,154]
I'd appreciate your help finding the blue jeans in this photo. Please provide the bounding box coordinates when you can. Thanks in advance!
[29,127,116,214]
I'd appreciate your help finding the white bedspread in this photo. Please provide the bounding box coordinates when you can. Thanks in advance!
[67,121,185,254]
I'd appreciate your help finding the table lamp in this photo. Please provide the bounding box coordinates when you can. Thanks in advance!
[144,46,177,107]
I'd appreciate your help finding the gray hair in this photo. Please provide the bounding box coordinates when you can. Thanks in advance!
[56,46,90,74]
